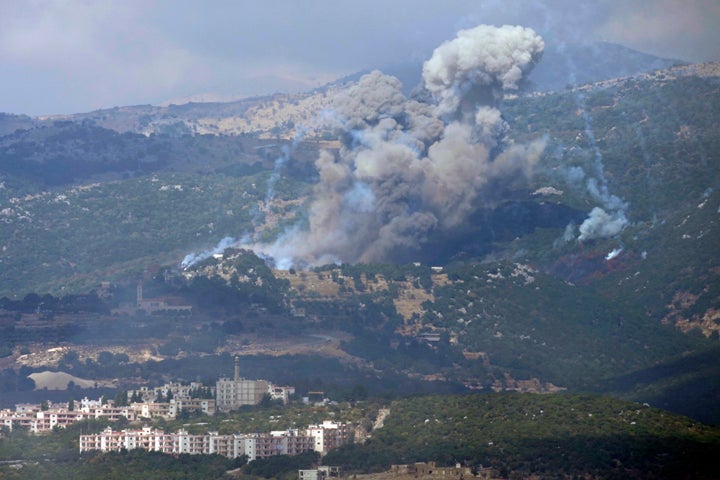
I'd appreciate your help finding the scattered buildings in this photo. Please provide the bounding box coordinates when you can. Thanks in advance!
[4,357,293,434]
[127,381,216,417]
[0,398,135,433]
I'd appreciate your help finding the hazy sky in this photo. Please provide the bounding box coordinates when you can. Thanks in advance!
[1,0,718,116]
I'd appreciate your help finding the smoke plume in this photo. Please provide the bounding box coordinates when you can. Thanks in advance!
[423,24,545,117]
[250,25,546,269]
[555,51,629,242]
[181,236,237,269]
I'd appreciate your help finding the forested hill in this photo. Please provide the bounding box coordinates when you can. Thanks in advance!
[325,393,720,479]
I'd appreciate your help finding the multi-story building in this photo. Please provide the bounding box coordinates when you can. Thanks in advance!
[126,382,216,417]
[79,426,172,454]
[125,360,291,415]
[0,399,135,433]
[79,421,351,460]
[215,356,269,412]
[130,402,176,420]
[244,430,317,459]
[268,384,296,404]
[306,421,352,453]
[174,398,216,416]
[127,382,215,403]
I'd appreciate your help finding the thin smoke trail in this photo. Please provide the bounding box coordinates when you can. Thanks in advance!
[558,43,629,241]
[264,126,309,210]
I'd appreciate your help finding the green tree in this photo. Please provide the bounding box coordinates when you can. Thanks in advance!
[114,390,128,407]
[97,350,114,366]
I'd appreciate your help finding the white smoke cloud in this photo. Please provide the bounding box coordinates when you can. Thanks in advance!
[578,207,628,241]
[248,25,546,269]
[575,176,629,241]
[605,247,623,261]
[181,236,238,269]
[554,51,629,242]
[422,24,544,117]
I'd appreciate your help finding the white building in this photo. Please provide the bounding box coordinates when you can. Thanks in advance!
[299,466,342,480]
[0,399,135,433]
[306,421,351,453]
[268,384,296,404]
[126,382,216,416]
[80,421,350,460]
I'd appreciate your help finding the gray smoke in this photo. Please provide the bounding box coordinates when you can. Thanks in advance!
[265,127,308,209]
[554,52,629,243]
[423,24,545,118]
[578,175,628,239]
[251,25,546,269]
[578,207,627,241]
[181,236,237,269]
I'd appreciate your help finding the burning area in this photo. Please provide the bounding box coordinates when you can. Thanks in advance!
[248,24,547,269]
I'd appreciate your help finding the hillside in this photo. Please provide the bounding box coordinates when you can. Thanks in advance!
[324,393,720,479]
[0,56,718,426]
[1,393,717,479]
[1,63,717,295]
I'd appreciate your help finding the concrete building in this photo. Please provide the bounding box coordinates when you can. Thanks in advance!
[174,398,216,416]
[131,401,176,420]
[135,281,192,314]
[215,356,269,412]
[389,462,488,479]
[0,399,135,433]
[125,362,288,416]
[80,422,350,460]
[307,421,351,453]
[127,382,216,417]
[299,466,341,480]
[268,384,296,404]
[242,430,316,460]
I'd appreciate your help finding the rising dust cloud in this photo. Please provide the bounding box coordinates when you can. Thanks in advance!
[250,24,546,269]
[184,24,628,270]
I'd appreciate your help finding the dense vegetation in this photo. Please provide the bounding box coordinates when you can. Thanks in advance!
[324,393,720,479]
[2,393,718,479]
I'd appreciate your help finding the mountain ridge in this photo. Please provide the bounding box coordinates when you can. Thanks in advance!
[0,41,692,140]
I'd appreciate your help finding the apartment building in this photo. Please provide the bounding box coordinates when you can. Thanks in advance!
[79,421,351,460]
[307,421,352,453]
[0,399,135,433]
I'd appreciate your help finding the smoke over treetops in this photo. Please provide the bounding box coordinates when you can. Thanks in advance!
[248,24,547,269]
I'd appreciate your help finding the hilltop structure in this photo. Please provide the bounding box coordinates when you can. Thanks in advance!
[135,280,192,314]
